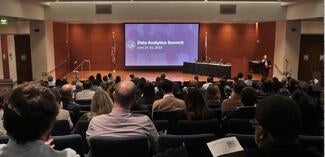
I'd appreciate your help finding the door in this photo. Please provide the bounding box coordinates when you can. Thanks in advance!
[14,35,33,84]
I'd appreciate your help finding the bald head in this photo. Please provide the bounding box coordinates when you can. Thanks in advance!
[113,81,137,107]
[61,84,73,101]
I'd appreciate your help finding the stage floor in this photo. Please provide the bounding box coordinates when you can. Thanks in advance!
[66,70,262,82]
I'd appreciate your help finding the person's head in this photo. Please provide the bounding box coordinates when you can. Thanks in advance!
[88,75,95,82]
[103,76,108,82]
[278,88,290,97]
[206,84,220,101]
[185,87,208,119]
[83,80,92,90]
[76,81,83,91]
[55,79,62,87]
[194,75,199,81]
[93,79,100,87]
[143,82,155,99]
[91,89,113,116]
[129,74,135,80]
[160,73,166,79]
[232,81,246,95]
[115,76,121,84]
[247,73,253,80]
[237,72,243,79]
[61,77,68,86]
[61,84,73,101]
[0,88,12,110]
[254,95,302,147]
[107,73,113,79]
[4,83,58,144]
[160,79,173,94]
[207,76,213,83]
[263,54,268,60]
[47,75,54,82]
[113,81,137,108]
[241,87,257,106]
[96,73,102,81]
[50,88,61,106]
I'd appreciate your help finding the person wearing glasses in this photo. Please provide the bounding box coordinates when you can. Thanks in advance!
[222,95,322,157]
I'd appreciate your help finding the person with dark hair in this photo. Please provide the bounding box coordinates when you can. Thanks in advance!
[96,73,102,83]
[271,77,282,93]
[222,95,322,157]
[160,73,166,80]
[76,80,95,101]
[91,79,102,91]
[193,75,199,82]
[278,87,290,97]
[47,75,55,88]
[261,54,272,79]
[185,87,210,120]
[152,79,185,112]
[0,88,11,137]
[0,83,78,157]
[88,75,95,82]
[205,84,221,108]
[237,72,244,81]
[51,88,73,129]
[291,89,323,136]
[86,81,159,149]
[61,84,80,124]
[137,82,155,105]
[107,73,113,80]
[202,76,214,90]
[221,81,246,113]
[115,76,121,84]
[244,73,253,86]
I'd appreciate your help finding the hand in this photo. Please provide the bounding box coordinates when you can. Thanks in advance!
[44,138,55,148]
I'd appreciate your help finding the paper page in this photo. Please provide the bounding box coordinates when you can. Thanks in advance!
[207,137,244,157]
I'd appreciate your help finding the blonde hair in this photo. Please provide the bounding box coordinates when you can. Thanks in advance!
[89,89,113,119]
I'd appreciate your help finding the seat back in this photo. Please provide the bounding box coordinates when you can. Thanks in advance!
[210,109,222,119]
[227,119,254,135]
[153,110,185,134]
[177,119,220,136]
[51,120,71,136]
[75,100,91,106]
[299,135,324,153]
[132,110,151,117]
[89,136,150,157]
[229,107,255,119]
[158,134,215,157]
[225,133,257,149]
[53,134,84,157]
[74,121,90,153]
[154,120,169,134]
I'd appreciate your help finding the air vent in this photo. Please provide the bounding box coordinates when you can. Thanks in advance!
[96,4,112,14]
[220,4,236,15]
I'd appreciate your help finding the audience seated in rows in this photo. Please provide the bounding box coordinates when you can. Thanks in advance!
[244,73,253,87]
[77,89,113,124]
[222,95,322,157]
[152,79,186,112]
[75,80,95,101]
[51,89,73,129]
[0,83,79,157]
[86,81,159,150]
[221,81,246,113]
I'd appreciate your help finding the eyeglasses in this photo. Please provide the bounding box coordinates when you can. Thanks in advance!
[250,119,262,128]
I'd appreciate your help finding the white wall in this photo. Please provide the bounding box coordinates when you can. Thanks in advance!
[7,35,17,82]
[0,22,30,35]
[0,0,45,20]
[301,21,324,34]
[45,2,286,22]
[286,0,323,20]
[273,20,301,80]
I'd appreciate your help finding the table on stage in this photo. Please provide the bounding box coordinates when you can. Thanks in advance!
[182,62,231,78]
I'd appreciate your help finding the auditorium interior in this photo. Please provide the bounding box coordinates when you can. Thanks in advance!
[0,0,323,157]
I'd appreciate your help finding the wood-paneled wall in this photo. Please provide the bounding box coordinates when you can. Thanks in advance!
[53,22,275,78]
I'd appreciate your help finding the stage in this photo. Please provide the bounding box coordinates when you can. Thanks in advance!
[65,70,263,82]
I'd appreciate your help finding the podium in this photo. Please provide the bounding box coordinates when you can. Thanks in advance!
[231,58,249,79]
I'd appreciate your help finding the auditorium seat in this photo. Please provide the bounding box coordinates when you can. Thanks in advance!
[89,136,150,157]
[299,135,324,153]
[74,121,90,153]
[53,134,84,157]
[158,134,215,157]
[152,110,186,133]
[154,120,169,134]
[176,119,220,136]
[226,119,254,135]
[225,133,257,149]
[132,110,151,117]
[51,120,71,136]
[210,108,222,119]
[75,100,91,106]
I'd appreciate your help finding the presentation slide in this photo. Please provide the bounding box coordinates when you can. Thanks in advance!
[125,24,199,66]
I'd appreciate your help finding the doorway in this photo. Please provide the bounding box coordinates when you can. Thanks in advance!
[14,35,33,84]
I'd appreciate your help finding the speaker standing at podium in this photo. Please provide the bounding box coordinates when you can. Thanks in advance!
[261,54,272,79]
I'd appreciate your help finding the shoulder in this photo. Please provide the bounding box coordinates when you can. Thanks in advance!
[51,148,80,157]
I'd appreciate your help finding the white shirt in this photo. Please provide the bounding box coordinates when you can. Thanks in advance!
[201,82,212,90]
[75,89,95,101]
[0,139,79,157]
